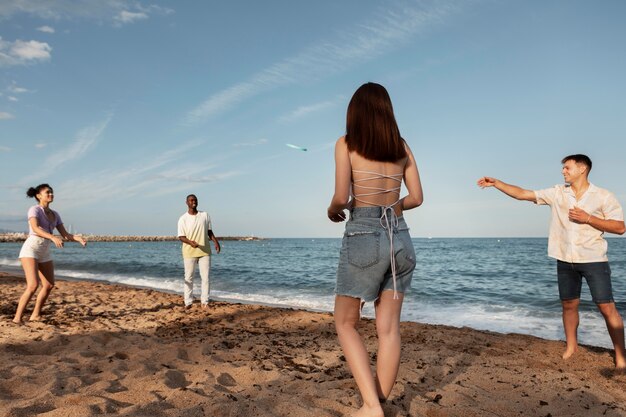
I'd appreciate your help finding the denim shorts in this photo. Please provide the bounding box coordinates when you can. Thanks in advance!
[335,207,416,302]
[557,260,614,304]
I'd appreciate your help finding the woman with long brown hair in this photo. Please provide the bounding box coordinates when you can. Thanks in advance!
[328,82,423,417]
[13,184,87,324]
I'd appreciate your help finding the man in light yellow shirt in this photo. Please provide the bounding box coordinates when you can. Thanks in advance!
[478,154,626,370]
[177,194,221,309]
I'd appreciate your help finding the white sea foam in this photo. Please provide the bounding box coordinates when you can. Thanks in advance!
[0,257,20,267]
[55,269,181,294]
[211,290,336,313]
[396,300,613,349]
[55,269,338,312]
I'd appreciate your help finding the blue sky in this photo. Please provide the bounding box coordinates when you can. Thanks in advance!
[1,0,625,238]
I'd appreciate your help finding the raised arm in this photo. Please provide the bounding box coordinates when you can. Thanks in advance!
[400,144,423,211]
[477,177,536,202]
[327,137,352,222]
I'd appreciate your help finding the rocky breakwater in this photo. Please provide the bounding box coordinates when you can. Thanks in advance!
[0,233,265,243]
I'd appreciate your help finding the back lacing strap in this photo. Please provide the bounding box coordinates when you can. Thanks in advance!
[352,169,403,300]
[351,170,402,207]
[380,206,400,299]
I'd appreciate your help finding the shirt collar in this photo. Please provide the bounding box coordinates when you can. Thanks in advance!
[564,182,596,194]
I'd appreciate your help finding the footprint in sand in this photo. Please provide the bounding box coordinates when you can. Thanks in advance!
[105,380,129,393]
[7,402,56,417]
[89,397,133,414]
[176,348,189,361]
[4,344,33,355]
[111,351,129,360]
[164,369,189,389]
[217,373,238,387]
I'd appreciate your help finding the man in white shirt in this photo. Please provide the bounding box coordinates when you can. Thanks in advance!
[478,154,626,369]
[177,194,221,309]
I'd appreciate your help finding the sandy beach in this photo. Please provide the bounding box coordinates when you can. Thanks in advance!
[1,270,625,417]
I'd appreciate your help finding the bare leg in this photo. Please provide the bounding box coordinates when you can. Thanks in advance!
[562,299,580,360]
[597,302,626,369]
[30,261,55,321]
[334,295,383,417]
[13,258,40,324]
[374,290,404,400]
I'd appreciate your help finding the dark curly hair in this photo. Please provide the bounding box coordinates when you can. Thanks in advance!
[26,184,52,202]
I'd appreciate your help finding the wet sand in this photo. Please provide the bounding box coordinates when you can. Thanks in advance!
[1,270,625,417]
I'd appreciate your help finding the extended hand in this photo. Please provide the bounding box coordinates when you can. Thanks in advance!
[214,243,221,254]
[76,236,87,247]
[569,207,590,224]
[51,236,64,248]
[477,177,498,188]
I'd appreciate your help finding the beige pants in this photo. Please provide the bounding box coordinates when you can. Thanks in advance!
[183,256,210,306]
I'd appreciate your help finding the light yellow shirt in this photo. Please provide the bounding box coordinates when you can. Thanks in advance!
[177,211,212,258]
[534,183,623,263]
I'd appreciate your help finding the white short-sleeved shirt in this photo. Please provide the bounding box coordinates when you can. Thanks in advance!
[177,211,212,258]
[534,183,624,263]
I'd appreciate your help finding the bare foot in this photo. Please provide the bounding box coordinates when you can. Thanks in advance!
[12,318,23,325]
[29,315,42,322]
[562,346,577,360]
[352,404,384,417]
[615,357,626,370]
[201,304,209,310]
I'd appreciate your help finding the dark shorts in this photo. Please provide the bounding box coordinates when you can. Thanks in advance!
[557,260,614,304]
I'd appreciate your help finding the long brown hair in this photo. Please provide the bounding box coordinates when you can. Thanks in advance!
[345,82,407,162]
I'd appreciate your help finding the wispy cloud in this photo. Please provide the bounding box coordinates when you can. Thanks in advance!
[0,145,12,151]
[310,141,337,153]
[183,0,461,126]
[279,97,343,123]
[36,25,55,33]
[154,171,241,184]
[0,37,52,67]
[21,115,112,184]
[7,96,18,102]
[52,140,238,208]
[114,10,148,25]
[232,138,268,148]
[0,111,15,120]
[8,83,32,94]
[0,1,174,24]
[35,143,47,149]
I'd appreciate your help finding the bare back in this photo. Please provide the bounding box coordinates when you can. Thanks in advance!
[349,151,407,215]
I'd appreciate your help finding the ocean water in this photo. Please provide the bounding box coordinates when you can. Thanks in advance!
[1,238,625,349]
